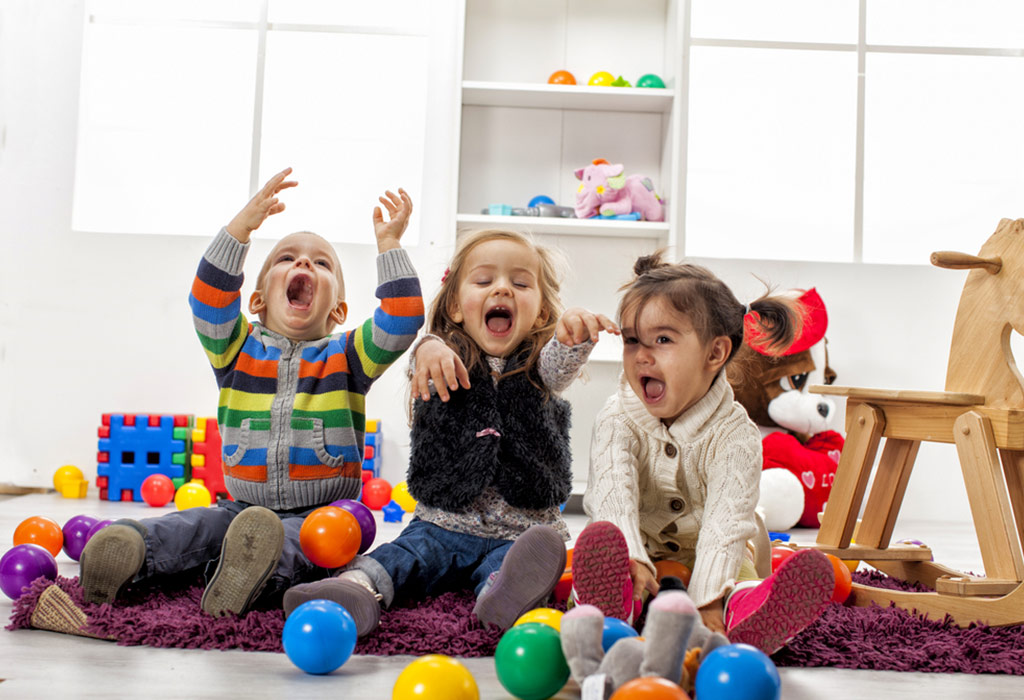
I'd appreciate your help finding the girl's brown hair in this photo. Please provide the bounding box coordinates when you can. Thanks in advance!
[618,251,802,361]
[428,229,565,388]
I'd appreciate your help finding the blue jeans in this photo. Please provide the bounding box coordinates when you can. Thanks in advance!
[348,518,513,607]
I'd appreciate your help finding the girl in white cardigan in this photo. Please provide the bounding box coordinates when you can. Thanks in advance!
[575,252,835,656]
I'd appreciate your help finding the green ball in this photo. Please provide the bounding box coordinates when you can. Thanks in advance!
[494,622,570,700]
[636,73,666,88]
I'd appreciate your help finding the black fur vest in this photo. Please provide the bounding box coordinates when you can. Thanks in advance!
[406,352,572,512]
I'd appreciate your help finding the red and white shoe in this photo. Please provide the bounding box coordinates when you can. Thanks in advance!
[570,521,637,622]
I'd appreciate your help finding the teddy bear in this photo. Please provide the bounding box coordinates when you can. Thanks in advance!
[573,159,664,221]
[728,288,844,530]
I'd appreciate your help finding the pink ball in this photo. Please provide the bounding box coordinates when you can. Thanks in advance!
[61,514,99,561]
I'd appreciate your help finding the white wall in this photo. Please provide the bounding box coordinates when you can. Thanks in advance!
[0,1,994,530]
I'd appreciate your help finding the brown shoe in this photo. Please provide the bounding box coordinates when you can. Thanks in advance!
[201,506,284,617]
[283,578,381,637]
[79,521,146,604]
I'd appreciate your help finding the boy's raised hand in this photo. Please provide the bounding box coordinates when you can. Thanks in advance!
[373,188,413,253]
[412,338,471,403]
[556,307,620,347]
[226,167,298,243]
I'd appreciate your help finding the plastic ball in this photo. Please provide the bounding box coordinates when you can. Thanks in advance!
[695,644,780,700]
[393,654,479,699]
[547,69,576,85]
[331,499,376,554]
[588,71,615,87]
[610,676,690,699]
[528,195,555,207]
[495,622,570,700]
[391,481,418,513]
[300,506,362,569]
[513,607,564,632]
[361,478,393,510]
[770,546,797,573]
[601,616,639,652]
[636,73,666,88]
[0,544,59,600]
[61,514,99,561]
[141,474,176,507]
[825,553,852,603]
[654,559,692,587]
[53,464,84,491]
[13,516,64,558]
[85,519,113,544]
[174,481,212,510]
[282,599,357,674]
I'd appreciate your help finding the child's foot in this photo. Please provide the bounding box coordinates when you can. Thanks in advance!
[201,506,284,618]
[473,524,567,630]
[283,574,382,637]
[79,520,146,604]
[724,548,834,654]
[571,521,634,621]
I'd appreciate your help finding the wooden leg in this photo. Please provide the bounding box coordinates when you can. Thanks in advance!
[849,581,1024,627]
[954,411,1024,581]
[857,438,920,549]
[817,402,885,548]
[999,448,1024,558]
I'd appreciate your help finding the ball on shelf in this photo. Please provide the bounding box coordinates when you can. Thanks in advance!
[610,676,690,699]
[825,553,852,603]
[513,607,563,632]
[282,599,357,675]
[141,474,176,507]
[602,615,639,652]
[391,480,418,513]
[13,515,64,558]
[0,544,59,600]
[300,506,362,569]
[331,499,376,554]
[53,464,84,491]
[361,478,392,510]
[547,69,576,85]
[174,481,212,510]
[528,195,556,207]
[495,622,570,700]
[393,654,479,699]
[636,73,666,88]
[588,71,615,87]
[61,514,99,561]
[695,644,780,700]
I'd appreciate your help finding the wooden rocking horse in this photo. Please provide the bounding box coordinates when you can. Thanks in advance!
[807,217,1024,626]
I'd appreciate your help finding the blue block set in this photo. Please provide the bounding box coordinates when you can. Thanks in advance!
[363,419,382,479]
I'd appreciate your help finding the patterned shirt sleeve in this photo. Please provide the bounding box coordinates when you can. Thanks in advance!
[539,337,595,392]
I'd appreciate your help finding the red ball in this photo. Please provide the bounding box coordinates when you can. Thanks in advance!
[826,553,853,603]
[770,546,797,573]
[141,474,176,507]
[299,506,362,569]
[13,516,63,558]
[361,478,392,510]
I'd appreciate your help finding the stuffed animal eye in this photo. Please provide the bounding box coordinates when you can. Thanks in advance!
[784,373,809,391]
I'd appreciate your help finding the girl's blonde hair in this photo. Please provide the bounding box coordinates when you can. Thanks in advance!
[618,251,802,361]
[429,229,565,387]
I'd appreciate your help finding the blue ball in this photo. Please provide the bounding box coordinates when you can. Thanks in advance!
[600,616,638,652]
[282,599,358,675]
[528,195,555,207]
[695,643,781,700]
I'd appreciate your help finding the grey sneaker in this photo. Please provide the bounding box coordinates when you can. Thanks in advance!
[201,506,284,618]
[283,578,382,637]
[473,524,567,630]
[79,520,146,604]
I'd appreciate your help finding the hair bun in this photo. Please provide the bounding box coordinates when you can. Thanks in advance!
[634,252,666,277]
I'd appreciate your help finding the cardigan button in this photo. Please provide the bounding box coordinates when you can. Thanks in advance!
[670,498,684,512]
[664,443,677,458]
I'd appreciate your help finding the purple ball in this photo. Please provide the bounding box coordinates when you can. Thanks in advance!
[85,519,113,544]
[1,544,58,600]
[61,515,100,562]
[330,499,376,554]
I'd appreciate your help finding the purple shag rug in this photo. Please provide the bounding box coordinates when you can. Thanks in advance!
[7,569,1024,674]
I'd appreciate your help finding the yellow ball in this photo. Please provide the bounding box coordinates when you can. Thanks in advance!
[175,481,212,510]
[392,481,418,513]
[513,607,563,632]
[588,71,615,87]
[393,654,478,700]
[53,464,84,491]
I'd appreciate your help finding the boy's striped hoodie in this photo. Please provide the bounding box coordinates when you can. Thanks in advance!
[189,228,423,511]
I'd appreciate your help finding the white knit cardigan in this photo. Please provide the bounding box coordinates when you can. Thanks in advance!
[583,370,762,608]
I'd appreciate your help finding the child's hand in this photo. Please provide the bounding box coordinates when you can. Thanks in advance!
[412,338,471,402]
[629,559,660,600]
[556,307,620,347]
[698,599,727,635]
[226,167,298,243]
[373,188,413,253]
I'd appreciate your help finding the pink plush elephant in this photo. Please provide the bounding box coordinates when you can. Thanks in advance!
[574,159,665,221]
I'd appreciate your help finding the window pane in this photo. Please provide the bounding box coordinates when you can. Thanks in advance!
[258,31,428,244]
[268,0,428,30]
[863,54,1024,264]
[867,0,1024,48]
[86,0,261,23]
[72,23,256,235]
[686,47,857,261]
[691,0,857,44]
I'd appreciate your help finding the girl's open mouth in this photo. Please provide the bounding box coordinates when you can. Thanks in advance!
[287,274,314,309]
[641,375,666,401]
[485,307,513,335]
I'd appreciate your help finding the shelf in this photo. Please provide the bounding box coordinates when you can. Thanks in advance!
[588,335,623,364]
[456,214,669,239]
[462,80,675,114]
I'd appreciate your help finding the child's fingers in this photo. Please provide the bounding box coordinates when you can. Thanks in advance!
[596,314,620,334]
[555,319,573,346]
[454,356,471,389]
[430,365,451,402]
[372,206,384,225]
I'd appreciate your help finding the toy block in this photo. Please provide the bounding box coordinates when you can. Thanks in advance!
[96,413,187,502]
[190,417,230,501]
[60,479,88,498]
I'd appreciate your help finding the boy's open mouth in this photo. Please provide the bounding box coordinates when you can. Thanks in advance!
[287,273,314,309]
[641,375,666,401]
[485,306,513,335]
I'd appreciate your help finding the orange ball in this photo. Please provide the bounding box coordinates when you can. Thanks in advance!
[654,559,692,587]
[825,553,853,603]
[13,516,64,558]
[548,69,576,85]
[610,676,690,699]
[299,506,362,569]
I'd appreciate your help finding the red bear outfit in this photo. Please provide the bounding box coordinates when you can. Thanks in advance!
[762,430,845,528]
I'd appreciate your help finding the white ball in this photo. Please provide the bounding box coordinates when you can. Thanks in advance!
[757,468,804,531]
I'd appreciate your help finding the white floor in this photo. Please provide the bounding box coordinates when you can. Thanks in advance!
[2,493,1024,699]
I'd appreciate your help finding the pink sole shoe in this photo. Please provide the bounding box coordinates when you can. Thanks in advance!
[726,548,834,655]
[571,521,633,621]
